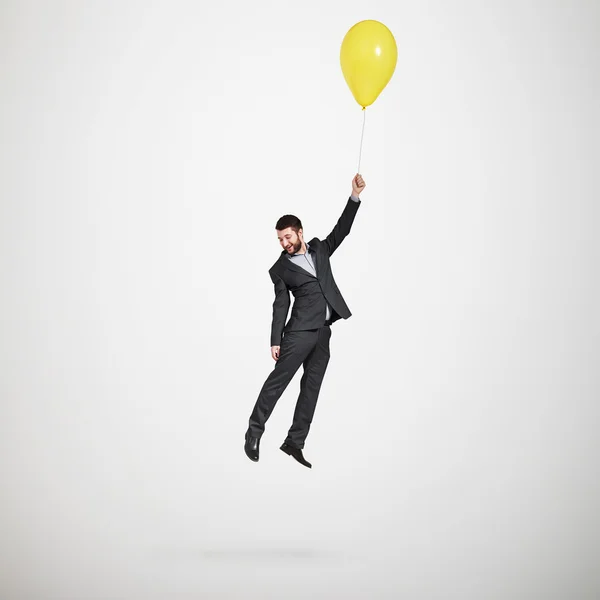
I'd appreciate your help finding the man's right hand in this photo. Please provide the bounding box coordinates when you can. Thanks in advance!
[271,346,280,361]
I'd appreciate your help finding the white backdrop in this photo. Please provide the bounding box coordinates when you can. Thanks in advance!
[1,1,599,599]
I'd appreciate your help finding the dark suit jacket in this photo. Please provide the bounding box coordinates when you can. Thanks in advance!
[268,197,361,346]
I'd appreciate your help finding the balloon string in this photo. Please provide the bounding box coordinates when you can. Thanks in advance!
[357,108,366,174]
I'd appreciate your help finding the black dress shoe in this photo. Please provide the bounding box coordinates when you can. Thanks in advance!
[244,435,260,462]
[280,443,312,468]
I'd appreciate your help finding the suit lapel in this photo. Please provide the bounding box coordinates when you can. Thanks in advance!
[278,240,319,279]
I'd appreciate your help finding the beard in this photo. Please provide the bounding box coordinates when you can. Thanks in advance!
[286,239,302,254]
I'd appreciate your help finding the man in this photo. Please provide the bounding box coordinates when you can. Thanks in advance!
[244,174,366,468]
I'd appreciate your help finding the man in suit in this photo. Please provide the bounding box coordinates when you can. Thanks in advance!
[244,174,366,468]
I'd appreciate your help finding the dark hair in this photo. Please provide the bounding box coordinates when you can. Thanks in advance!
[275,214,302,233]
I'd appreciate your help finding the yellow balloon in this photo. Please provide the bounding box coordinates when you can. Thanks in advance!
[340,20,398,108]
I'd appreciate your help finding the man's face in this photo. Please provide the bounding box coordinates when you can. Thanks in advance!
[277,227,303,254]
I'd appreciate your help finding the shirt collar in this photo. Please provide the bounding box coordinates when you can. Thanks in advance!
[289,241,311,257]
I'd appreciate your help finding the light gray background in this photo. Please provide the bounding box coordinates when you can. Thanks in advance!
[1,1,598,599]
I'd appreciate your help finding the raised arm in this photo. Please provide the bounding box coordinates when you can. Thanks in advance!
[322,174,366,257]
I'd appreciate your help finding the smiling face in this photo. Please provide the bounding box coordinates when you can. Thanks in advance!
[277,227,304,254]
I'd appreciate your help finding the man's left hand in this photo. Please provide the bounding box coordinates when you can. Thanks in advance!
[352,173,366,196]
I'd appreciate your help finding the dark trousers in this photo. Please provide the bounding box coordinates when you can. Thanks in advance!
[247,325,332,449]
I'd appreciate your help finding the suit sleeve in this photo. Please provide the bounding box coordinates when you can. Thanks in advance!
[322,197,361,257]
[269,271,290,346]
